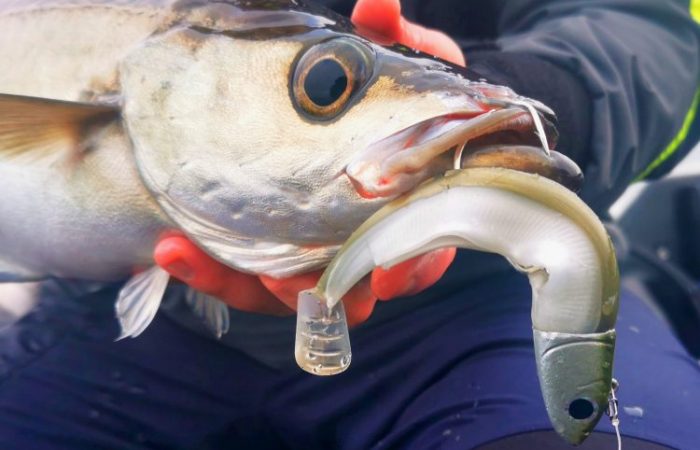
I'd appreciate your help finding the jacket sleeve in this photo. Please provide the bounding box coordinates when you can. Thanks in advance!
[492,0,700,211]
[437,0,700,212]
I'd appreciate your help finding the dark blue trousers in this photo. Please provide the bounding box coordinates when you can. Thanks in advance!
[0,271,697,449]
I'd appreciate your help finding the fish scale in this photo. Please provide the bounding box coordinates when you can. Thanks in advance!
[0,0,173,100]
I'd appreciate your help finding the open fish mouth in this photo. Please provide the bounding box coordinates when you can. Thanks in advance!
[346,100,560,199]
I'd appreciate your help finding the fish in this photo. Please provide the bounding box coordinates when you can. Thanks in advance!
[298,166,619,445]
[0,0,560,337]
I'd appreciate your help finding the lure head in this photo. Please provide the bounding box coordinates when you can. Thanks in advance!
[119,0,559,276]
[533,329,616,445]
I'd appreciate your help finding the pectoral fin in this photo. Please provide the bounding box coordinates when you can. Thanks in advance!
[185,288,230,338]
[115,266,170,339]
[0,93,119,163]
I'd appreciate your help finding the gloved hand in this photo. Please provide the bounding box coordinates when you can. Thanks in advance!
[154,0,463,326]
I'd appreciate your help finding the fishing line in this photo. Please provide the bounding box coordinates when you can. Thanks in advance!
[607,378,622,450]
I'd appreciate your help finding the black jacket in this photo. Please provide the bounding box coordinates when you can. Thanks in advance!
[322,0,700,212]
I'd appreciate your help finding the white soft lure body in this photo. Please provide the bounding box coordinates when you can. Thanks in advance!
[318,169,617,333]
[297,167,619,444]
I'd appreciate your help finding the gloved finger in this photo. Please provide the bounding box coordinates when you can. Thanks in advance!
[401,23,466,66]
[154,235,292,315]
[259,272,377,327]
[351,0,466,66]
[351,0,403,39]
[338,278,377,327]
[371,247,456,300]
[155,235,377,324]
[258,270,322,311]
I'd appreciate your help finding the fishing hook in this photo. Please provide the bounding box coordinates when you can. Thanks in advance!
[453,142,467,170]
[507,99,551,157]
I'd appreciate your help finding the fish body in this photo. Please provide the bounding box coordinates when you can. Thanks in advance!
[0,122,167,281]
[0,0,173,281]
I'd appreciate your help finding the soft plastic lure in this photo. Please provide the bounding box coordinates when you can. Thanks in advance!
[296,166,619,445]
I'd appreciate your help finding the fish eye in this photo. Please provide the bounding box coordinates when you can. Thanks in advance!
[293,38,374,120]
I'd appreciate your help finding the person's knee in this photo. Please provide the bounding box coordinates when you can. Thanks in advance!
[476,431,672,450]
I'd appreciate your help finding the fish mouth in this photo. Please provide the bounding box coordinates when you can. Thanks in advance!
[346,102,559,199]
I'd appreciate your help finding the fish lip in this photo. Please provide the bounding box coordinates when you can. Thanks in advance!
[345,104,558,199]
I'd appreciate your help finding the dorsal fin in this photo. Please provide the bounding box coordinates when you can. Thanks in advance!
[0,93,120,163]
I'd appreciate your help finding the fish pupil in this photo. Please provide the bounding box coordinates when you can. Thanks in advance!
[568,398,595,420]
[305,59,348,107]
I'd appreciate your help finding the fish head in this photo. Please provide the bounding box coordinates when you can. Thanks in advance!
[533,329,616,445]
[119,0,558,276]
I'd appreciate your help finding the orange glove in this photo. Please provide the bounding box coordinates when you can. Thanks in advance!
[351,0,466,66]
[155,0,464,327]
